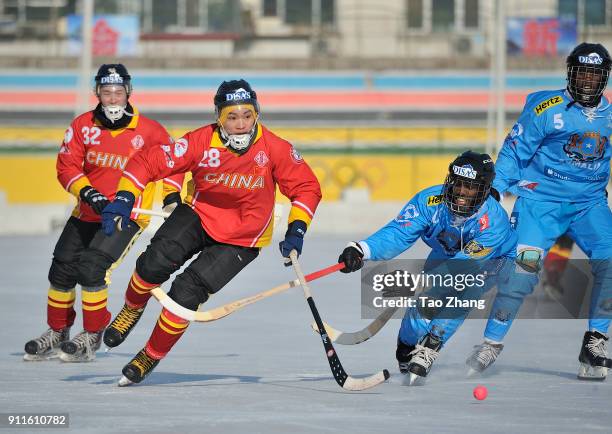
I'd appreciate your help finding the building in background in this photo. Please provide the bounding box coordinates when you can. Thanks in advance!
[0,0,610,66]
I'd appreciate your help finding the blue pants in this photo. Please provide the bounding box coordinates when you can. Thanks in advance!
[398,256,514,347]
[484,197,612,342]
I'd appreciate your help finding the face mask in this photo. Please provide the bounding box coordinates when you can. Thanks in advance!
[102,104,132,123]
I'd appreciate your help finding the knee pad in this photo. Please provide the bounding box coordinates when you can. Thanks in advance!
[515,245,543,273]
[48,258,78,291]
[136,239,185,284]
[167,269,210,311]
[77,249,114,288]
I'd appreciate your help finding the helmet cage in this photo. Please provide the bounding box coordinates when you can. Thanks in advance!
[443,174,490,217]
[567,64,609,107]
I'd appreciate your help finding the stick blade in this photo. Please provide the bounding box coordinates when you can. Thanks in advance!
[311,307,397,346]
[342,369,390,391]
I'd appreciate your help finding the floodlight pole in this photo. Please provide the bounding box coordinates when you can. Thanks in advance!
[494,0,506,154]
[76,0,94,116]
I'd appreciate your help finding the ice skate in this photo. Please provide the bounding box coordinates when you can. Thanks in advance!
[466,339,504,376]
[396,339,415,375]
[405,333,442,385]
[23,327,70,361]
[577,331,611,381]
[103,303,145,348]
[59,329,103,362]
[118,348,160,386]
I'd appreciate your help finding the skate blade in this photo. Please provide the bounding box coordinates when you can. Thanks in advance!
[59,351,96,363]
[118,376,134,387]
[466,367,480,378]
[402,373,425,386]
[23,352,60,362]
[577,363,607,381]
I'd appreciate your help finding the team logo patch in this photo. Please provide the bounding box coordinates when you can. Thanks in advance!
[504,122,523,147]
[509,212,518,229]
[161,144,175,168]
[518,180,538,191]
[478,214,489,231]
[579,53,603,65]
[100,68,123,84]
[131,135,144,150]
[453,164,477,179]
[254,150,269,167]
[173,138,188,158]
[395,203,419,224]
[510,122,523,138]
[563,132,607,162]
[64,127,73,144]
[426,195,443,206]
[463,240,492,258]
[225,88,251,102]
[534,96,563,116]
[494,309,511,323]
[290,146,304,164]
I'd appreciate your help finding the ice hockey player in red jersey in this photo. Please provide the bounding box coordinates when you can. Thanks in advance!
[23,64,184,362]
[100,79,322,385]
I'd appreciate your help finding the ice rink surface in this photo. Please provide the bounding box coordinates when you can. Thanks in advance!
[1,232,611,433]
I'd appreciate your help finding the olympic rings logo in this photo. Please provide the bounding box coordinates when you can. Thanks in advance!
[308,158,388,190]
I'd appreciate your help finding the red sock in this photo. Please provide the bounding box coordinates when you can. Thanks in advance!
[145,308,189,359]
[82,287,111,332]
[47,286,76,331]
[125,271,158,308]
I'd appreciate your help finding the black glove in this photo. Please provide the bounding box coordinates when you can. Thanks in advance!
[279,220,307,261]
[338,241,365,273]
[79,186,110,215]
[162,192,182,216]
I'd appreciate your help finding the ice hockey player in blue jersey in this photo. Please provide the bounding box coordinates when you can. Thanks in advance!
[466,42,612,380]
[338,151,517,384]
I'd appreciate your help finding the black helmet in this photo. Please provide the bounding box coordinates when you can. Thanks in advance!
[566,43,611,107]
[443,151,495,217]
[214,79,259,116]
[94,63,132,96]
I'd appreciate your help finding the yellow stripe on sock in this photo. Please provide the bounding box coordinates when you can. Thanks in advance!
[157,319,187,335]
[48,300,75,309]
[48,287,76,302]
[131,284,153,295]
[82,301,108,311]
[82,288,109,304]
[160,311,189,329]
[132,274,157,291]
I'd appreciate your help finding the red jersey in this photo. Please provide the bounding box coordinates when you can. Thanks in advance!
[118,123,321,247]
[56,107,183,226]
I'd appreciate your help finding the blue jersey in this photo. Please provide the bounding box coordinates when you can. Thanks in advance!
[495,90,611,202]
[360,185,517,261]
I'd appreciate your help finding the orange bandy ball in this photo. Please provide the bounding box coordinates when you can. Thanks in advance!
[473,385,488,400]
